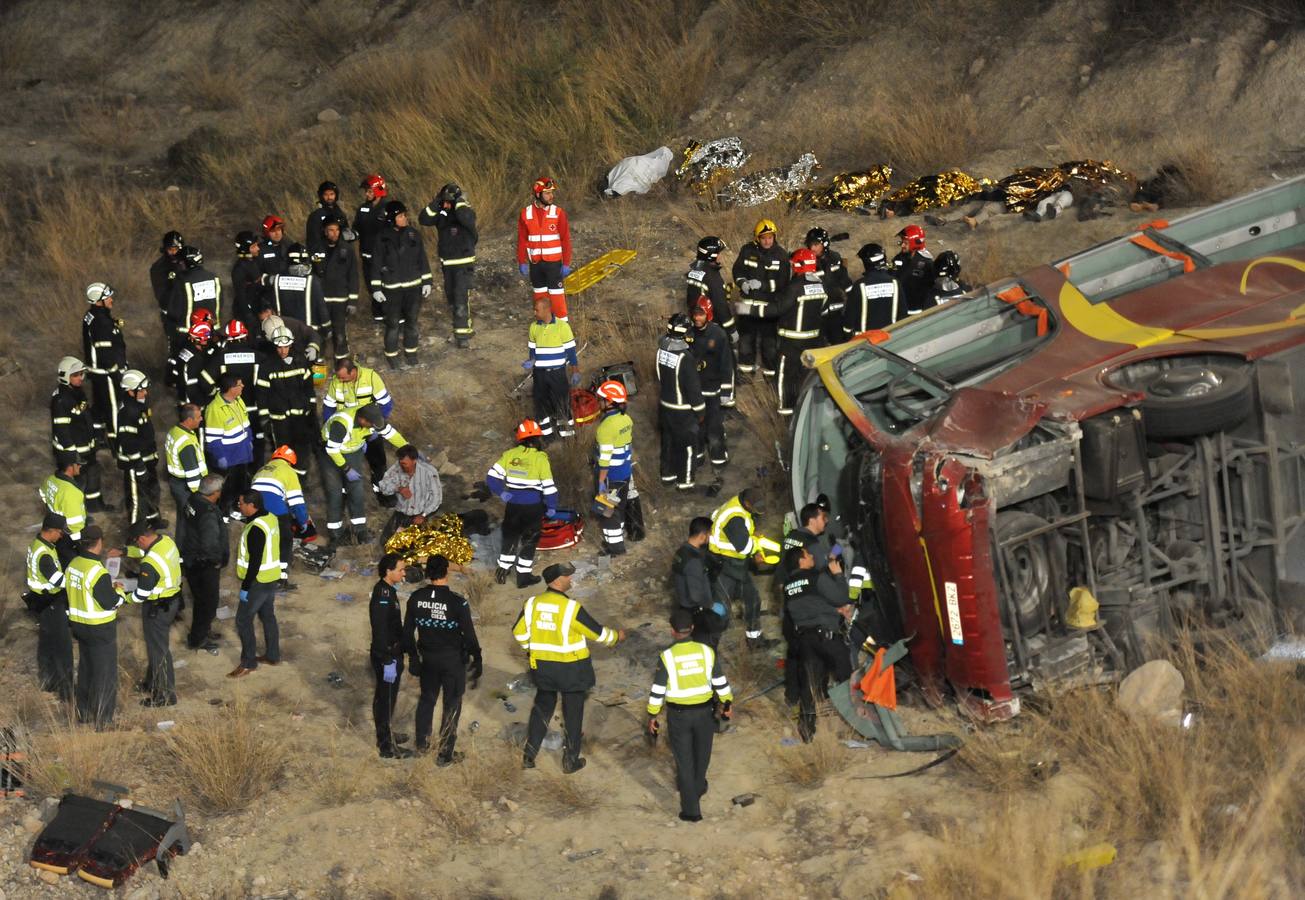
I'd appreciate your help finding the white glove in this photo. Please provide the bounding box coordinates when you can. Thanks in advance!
[305,345,319,362]
[342,228,358,242]
[421,284,431,298]
[743,278,764,293]
[372,290,385,303]
[733,301,752,317]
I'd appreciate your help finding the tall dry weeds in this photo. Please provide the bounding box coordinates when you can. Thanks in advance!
[162,700,293,814]
[20,717,146,797]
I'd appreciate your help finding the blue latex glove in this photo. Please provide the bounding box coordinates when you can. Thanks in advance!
[569,371,581,387]
[215,456,230,470]
[521,359,533,371]
[519,263,529,276]
[711,601,728,618]
[239,589,249,602]
[561,264,572,277]
[546,506,558,519]
[382,660,398,684]
[344,467,362,483]
[500,490,514,503]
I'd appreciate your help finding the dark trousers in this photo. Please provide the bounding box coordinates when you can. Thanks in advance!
[364,256,382,320]
[320,447,367,531]
[87,372,120,442]
[782,609,800,704]
[365,435,388,491]
[659,407,699,489]
[667,703,715,818]
[691,607,727,649]
[37,596,74,701]
[443,264,474,340]
[268,413,316,478]
[776,338,818,416]
[498,502,544,576]
[524,688,585,767]
[595,479,629,555]
[185,562,222,648]
[71,621,117,729]
[142,596,181,701]
[735,316,778,376]
[381,287,422,361]
[532,367,573,439]
[415,649,466,757]
[529,260,566,319]
[699,393,728,465]
[327,299,351,360]
[370,653,404,754]
[124,462,162,527]
[169,477,193,552]
[213,461,251,516]
[236,582,279,669]
[714,559,761,639]
[74,453,105,508]
[796,630,853,741]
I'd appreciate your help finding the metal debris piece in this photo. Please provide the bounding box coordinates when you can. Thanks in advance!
[676,137,751,195]
[791,165,894,212]
[565,849,604,862]
[718,152,820,207]
[383,512,475,565]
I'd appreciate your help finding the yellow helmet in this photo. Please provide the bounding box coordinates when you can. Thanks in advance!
[753,219,778,239]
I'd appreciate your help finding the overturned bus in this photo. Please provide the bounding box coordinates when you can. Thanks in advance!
[792,176,1305,719]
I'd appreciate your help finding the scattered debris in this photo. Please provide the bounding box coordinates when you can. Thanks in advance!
[334,593,354,604]
[565,849,604,862]
[603,146,673,197]
[731,793,757,807]
[1116,659,1184,725]
[1062,842,1117,872]
[325,672,345,688]
[155,721,175,732]
[1262,637,1305,660]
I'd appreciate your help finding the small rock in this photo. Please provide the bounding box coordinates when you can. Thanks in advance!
[38,870,60,885]
[1262,40,1278,56]
[968,57,985,76]
[1190,36,1206,46]
[1118,659,1184,722]
[497,796,520,813]
[317,108,341,123]
[178,105,193,115]
[189,841,202,855]
[1078,63,1092,75]
[165,186,181,193]
[506,820,525,836]
[253,875,267,887]
[1090,20,1108,33]
[1079,75,1091,87]
[22,817,42,834]
[1019,95,1034,108]
[117,799,133,809]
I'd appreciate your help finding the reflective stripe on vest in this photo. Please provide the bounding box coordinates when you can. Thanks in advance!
[165,425,207,480]
[66,557,118,624]
[26,539,63,594]
[237,514,282,583]
[40,475,87,537]
[322,410,367,456]
[661,643,716,703]
[138,535,182,601]
[523,205,564,261]
[708,496,754,559]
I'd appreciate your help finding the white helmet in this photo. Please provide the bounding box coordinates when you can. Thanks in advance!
[261,314,285,339]
[57,356,87,385]
[85,282,114,304]
[120,369,149,392]
[270,325,294,347]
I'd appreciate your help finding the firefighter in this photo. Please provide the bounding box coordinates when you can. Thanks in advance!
[258,215,288,278]
[369,553,413,758]
[117,369,164,530]
[782,545,853,742]
[82,281,128,445]
[268,241,329,341]
[149,230,186,339]
[66,525,127,728]
[203,373,255,516]
[51,357,108,512]
[709,488,781,649]
[685,235,737,350]
[321,403,407,546]
[356,174,389,322]
[258,309,323,364]
[731,219,789,379]
[671,517,727,648]
[657,314,703,490]
[371,200,433,369]
[164,403,207,553]
[930,250,969,306]
[806,227,852,344]
[774,248,828,417]
[404,554,482,764]
[315,213,359,361]
[322,358,393,497]
[306,180,352,255]
[645,607,733,822]
[260,326,317,476]
[516,176,573,320]
[231,230,265,333]
[689,298,732,467]
[27,513,73,701]
[513,562,623,772]
[487,419,557,588]
[419,182,478,348]
[252,445,316,589]
[208,319,268,466]
[843,243,901,335]
[129,521,183,708]
[593,380,633,557]
[892,224,935,316]
[167,245,223,367]
[524,293,579,441]
[173,321,216,406]
[41,455,87,554]
[228,492,283,679]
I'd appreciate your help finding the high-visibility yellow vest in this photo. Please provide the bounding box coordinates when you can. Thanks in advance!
[66,555,121,625]
[646,641,734,716]
[322,409,405,467]
[708,495,780,563]
[512,590,615,666]
[237,513,282,584]
[137,534,182,601]
[164,424,207,483]
[26,538,64,594]
[40,474,87,538]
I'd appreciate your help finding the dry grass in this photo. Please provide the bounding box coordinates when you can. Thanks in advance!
[181,61,251,112]
[267,0,379,68]
[525,763,599,812]
[767,714,854,788]
[162,700,293,814]
[866,90,1000,178]
[0,6,43,77]
[403,738,524,839]
[21,718,146,797]
[66,97,156,158]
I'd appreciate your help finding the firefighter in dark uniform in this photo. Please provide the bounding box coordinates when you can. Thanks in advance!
[267,243,329,344]
[26,514,73,701]
[149,230,186,340]
[689,298,732,467]
[404,554,482,765]
[116,369,164,530]
[806,227,852,344]
[231,230,265,333]
[730,219,789,379]
[129,521,183,707]
[258,215,289,279]
[419,182,478,349]
[671,516,727,648]
[260,326,318,480]
[369,554,414,758]
[782,545,853,742]
[315,213,359,361]
[930,250,969,306]
[51,357,109,512]
[208,319,268,466]
[172,322,217,406]
[82,281,128,446]
[657,313,704,491]
[306,180,352,255]
[65,525,127,730]
[645,607,733,822]
[371,201,433,369]
[892,224,935,316]
[777,503,832,707]
[773,248,828,418]
[166,245,222,371]
[525,294,579,441]
[686,235,737,352]
[843,243,902,335]
[355,174,389,322]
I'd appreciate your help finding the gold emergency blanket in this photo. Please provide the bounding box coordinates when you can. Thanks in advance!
[790,165,894,212]
[883,170,987,213]
[1000,159,1132,211]
[676,137,751,196]
[383,512,474,565]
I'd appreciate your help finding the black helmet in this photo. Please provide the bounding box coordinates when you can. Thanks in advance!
[160,230,184,252]
[317,180,339,200]
[934,250,961,280]
[666,313,691,336]
[382,200,407,225]
[285,243,310,265]
[234,230,257,255]
[182,245,203,268]
[857,242,887,271]
[695,235,727,262]
[805,227,830,250]
[320,211,346,233]
[438,183,463,205]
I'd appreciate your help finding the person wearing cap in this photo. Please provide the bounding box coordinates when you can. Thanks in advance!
[321,402,407,546]
[513,562,623,773]
[229,492,283,678]
[164,402,207,564]
[377,445,443,542]
[51,356,110,514]
[672,516,727,648]
[592,379,633,557]
[128,521,183,707]
[487,420,558,588]
[26,514,73,701]
[369,553,413,759]
[708,488,781,650]
[65,525,127,728]
[782,545,854,742]
[117,369,165,531]
[81,281,128,445]
[41,455,88,560]
[645,607,733,822]
[252,446,315,588]
[403,554,482,764]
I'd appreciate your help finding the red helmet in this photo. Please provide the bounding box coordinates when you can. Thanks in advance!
[188,322,213,343]
[271,445,298,466]
[897,224,926,252]
[190,308,215,328]
[224,319,249,340]
[532,177,557,197]
[261,215,285,237]
[691,295,713,321]
[516,419,544,441]
[361,174,388,198]
[790,247,818,275]
[595,380,628,405]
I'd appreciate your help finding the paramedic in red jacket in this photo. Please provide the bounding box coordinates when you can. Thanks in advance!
[516,177,573,320]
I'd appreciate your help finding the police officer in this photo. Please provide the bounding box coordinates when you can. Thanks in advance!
[65,525,127,729]
[689,298,732,467]
[117,369,164,530]
[486,419,557,587]
[419,182,478,349]
[731,219,789,379]
[259,215,289,279]
[252,445,316,588]
[404,554,482,765]
[41,454,87,558]
[657,314,703,491]
[82,282,128,445]
[708,488,781,649]
[261,326,317,473]
[204,374,255,516]
[316,213,359,361]
[229,492,282,678]
[516,177,573,320]
[645,607,733,822]
[231,231,265,333]
[686,235,736,348]
[51,357,108,512]
[773,248,828,417]
[806,227,852,344]
[150,230,186,337]
[268,243,329,341]
[930,250,969,306]
[182,474,228,652]
[164,403,207,552]
[513,562,623,772]
[322,357,394,494]
[321,403,407,546]
[593,380,633,557]
[369,553,413,758]
[892,224,935,316]
[843,243,901,335]
[129,521,183,707]
[355,174,389,321]
[782,545,853,742]
[777,503,832,706]
[27,513,73,701]
[671,516,727,647]
[371,200,433,369]
[167,246,223,365]
[306,180,352,255]
[525,293,579,440]
[173,321,217,406]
